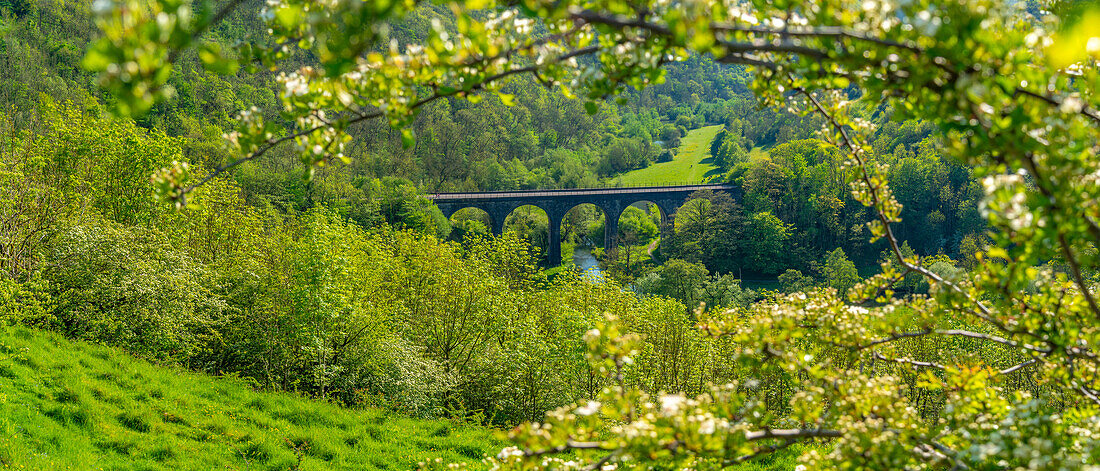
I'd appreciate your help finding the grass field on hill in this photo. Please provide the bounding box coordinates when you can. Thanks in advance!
[0,326,502,470]
[617,125,724,185]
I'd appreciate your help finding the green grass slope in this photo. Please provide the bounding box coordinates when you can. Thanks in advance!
[617,125,725,186]
[0,326,501,470]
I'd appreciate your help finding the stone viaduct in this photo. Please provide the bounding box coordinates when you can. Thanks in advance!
[428,184,739,266]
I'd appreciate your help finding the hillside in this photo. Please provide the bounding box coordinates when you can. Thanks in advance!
[0,326,501,470]
[616,125,725,186]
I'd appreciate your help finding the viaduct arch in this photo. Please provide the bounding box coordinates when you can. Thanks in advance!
[429,184,740,266]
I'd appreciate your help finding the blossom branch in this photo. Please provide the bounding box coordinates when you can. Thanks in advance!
[873,351,946,370]
[1016,151,1100,319]
[745,428,842,441]
[709,24,923,53]
[1015,87,1100,125]
[833,328,1051,354]
[179,44,601,201]
[725,439,797,464]
[795,86,1004,333]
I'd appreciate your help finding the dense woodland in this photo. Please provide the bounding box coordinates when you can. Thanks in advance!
[3,0,1098,469]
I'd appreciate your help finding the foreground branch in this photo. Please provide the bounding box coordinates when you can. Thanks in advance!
[745,428,842,441]
[726,439,796,464]
[180,44,600,201]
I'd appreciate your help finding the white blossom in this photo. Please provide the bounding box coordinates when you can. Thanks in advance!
[698,417,718,435]
[496,446,523,461]
[575,400,601,416]
[659,394,686,416]
[1088,37,1100,54]
[1060,96,1085,114]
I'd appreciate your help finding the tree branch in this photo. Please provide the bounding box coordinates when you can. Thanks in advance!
[521,440,606,458]
[997,359,1037,375]
[569,9,673,36]
[166,0,250,64]
[873,351,946,370]
[1056,232,1100,319]
[179,44,601,201]
[1015,87,1100,125]
[835,328,1050,354]
[1015,151,1100,320]
[745,428,842,441]
[795,86,1007,334]
[583,451,617,471]
[710,24,923,53]
[725,439,797,464]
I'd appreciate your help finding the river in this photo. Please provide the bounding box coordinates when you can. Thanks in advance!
[572,246,604,281]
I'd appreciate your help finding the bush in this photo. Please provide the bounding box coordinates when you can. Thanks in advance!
[778,269,814,293]
[362,338,456,418]
[42,220,224,361]
[0,275,50,326]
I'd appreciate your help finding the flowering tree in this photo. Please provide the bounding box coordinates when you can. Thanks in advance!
[86,0,1100,468]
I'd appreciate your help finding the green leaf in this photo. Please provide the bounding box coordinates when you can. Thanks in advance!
[584,101,599,115]
[274,5,303,31]
[81,45,113,72]
[199,43,238,74]
[464,0,491,10]
[986,247,1008,260]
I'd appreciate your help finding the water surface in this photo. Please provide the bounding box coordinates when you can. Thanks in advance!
[572,246,604,282]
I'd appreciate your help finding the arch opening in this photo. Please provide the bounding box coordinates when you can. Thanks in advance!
[504,204,550,265]
[447,207,492,243]
[560,203,607,272]
[612,201,665,276]
[618,201,663,247]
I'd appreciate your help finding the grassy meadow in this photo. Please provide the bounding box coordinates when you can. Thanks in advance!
[0,326,502,470]
[617,125,725,185]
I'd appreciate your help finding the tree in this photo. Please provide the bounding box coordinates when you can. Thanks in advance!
[0,0,31,18]
[742,211,790,276]
[956,232,989,271]
[709,127,748,171]
[698,274,756,311]
[42,218,224,361]
[598,137,648,175]
[88,0,1100,469]
[504,206,550,263]
[665,190,743,273]
[618,206,658,246]
[818,247,860,296]
[635,259,709,312]
[778,269,814,293]
[373,177,449,238]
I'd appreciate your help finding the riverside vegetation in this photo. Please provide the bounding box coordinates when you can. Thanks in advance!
[3,0,1100,469]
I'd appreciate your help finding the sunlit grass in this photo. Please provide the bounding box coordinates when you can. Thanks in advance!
[746,145,769,163]
[0,326,502,469]
[617,125,725,185]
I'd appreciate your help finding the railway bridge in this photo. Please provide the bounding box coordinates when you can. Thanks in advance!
[428,184,739,266]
